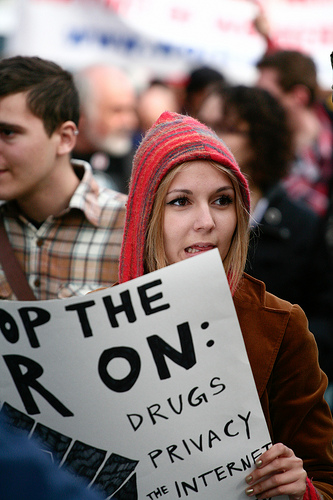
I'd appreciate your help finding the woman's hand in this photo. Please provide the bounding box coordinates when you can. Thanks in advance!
[245,443,307,499]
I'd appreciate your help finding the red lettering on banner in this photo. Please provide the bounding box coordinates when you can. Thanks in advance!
[106,0,123,10]
[32,0,74,3]
[170,8,191,22]
[286,0,331,3]
[99,0,138,14]
[274,27,333,47]
[30,0,133,6]
[216,18,254,36]
[320,28,333,44]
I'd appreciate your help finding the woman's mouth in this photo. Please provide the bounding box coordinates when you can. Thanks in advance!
[185,244,216,254]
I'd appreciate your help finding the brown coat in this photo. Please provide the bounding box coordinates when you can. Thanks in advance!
[234,273,333,499]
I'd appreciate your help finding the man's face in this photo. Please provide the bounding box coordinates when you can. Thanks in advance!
[85,78,138,157]
[0,92,60,203]
[256,67,284,100]
[256,67,296,115]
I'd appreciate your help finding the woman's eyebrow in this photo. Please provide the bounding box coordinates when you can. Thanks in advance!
[166,188,192,195]
[167,186,234,195]
[216,186,234,193]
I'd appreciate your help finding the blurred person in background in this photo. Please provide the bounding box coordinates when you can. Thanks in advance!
[73,64,139,194]
[199,83,333,407]
[323,52,333,271]
[181,65,226,118]
[135,79,180,140]
[255,48,333,220]
[253,12,333,331]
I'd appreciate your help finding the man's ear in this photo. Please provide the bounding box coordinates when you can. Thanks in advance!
[56,121,78,155]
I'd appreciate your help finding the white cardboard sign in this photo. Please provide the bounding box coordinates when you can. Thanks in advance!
[0,249,286,499]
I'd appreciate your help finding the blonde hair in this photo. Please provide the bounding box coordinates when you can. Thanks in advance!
[145,161,250,294]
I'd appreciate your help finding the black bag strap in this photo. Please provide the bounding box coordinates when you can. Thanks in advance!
[0,215,36,300]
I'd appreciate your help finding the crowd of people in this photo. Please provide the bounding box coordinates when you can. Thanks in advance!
[0,16,333,500]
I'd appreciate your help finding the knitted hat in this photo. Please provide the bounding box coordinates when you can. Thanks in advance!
[119,111,250,283]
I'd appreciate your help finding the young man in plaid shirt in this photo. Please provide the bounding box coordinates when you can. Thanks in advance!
[0,56,127,300]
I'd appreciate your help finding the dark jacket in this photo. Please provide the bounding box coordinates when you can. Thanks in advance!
[234,273,333,500]
[0,418,104,500]
[245,184,333,379]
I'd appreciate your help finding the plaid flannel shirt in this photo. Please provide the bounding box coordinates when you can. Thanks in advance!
[283,102,333,218]
[0,161,127,300]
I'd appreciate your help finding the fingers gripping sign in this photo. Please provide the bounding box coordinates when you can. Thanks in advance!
[245,443,307,499]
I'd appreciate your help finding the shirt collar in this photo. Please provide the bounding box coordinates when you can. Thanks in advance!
[67,159,103,227]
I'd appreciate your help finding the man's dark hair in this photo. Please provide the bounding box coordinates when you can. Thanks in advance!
[220,85,294,193]
[256,50,318,106]
[186,65,225,94]
[0,55,80,136]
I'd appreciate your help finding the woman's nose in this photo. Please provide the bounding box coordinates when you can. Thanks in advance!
[193,206,215,231]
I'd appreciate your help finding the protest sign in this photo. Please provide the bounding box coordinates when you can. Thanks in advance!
[0,249,286,499]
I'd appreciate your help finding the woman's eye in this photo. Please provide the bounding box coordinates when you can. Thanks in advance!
[215,195,233,206]
[167,196,189,207]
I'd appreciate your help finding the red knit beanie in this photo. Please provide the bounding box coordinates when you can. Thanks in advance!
[119,111,250,283]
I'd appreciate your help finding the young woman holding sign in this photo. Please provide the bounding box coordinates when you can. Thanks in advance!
[117,111,333,500]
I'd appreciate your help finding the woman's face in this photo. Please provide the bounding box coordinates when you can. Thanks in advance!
[163,161,237,265]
